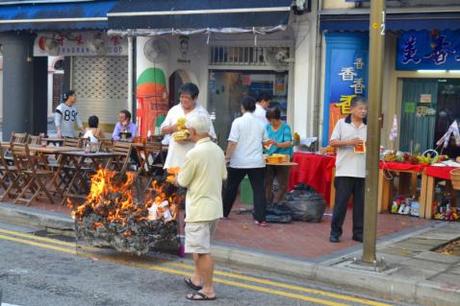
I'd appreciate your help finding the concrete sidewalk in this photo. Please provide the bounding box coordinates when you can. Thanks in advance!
[0,202,459,306]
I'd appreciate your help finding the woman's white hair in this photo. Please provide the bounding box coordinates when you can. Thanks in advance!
[186,114,211,134]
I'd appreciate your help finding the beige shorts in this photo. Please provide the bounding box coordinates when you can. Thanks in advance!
[185,220,218,254]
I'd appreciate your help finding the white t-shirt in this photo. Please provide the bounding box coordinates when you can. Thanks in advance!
[228,112,268,169]
[254,103,269,128]
[330,117,367,178]
[161,103,216,169]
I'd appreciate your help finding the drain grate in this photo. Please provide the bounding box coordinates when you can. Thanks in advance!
[433,238,460,256]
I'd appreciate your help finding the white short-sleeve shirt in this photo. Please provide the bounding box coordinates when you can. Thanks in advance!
[254,103,269,128]
[330,117,367,178]
[228,112,267,169]
[161,103,216,169]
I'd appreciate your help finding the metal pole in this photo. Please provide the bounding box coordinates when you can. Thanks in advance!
[362,0,386,263]
[127,36,134,114]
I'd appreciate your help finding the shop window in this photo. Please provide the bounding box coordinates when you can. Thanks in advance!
[208,70,288,149]
[400,78,460,158]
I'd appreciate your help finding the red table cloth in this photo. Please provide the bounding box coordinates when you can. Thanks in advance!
[379,161,427,172]
[288,152,336,204]
[425,166,457,180]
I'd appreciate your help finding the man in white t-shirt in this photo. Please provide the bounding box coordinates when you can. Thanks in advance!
[329,96,368,243]
[253,93,272,127]
[223,96,272,226]
[160,83,216,169]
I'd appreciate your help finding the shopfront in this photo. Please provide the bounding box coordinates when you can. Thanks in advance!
[396,30,460,157]
[107,0,314,145]
[0,0,120,139]
[33,31,130,132]
[319,11,460,158]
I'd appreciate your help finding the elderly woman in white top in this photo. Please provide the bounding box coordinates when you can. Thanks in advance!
[160,83,216,169]
[223,96,272,226]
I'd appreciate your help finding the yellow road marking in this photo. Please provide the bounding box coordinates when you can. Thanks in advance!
[0,229,390,306]
[0,234,76,255]
[0,228,75,248]
[165,262,390,306]
[0,233,347,305]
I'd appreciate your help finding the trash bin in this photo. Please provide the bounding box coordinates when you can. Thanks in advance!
[239,175,253,206]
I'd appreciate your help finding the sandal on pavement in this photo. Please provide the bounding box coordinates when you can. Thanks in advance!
[186,291,217,301]
[184,278,203,291]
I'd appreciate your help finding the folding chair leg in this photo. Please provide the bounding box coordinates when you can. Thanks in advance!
[14,176,35,204]
[36,177,54,204]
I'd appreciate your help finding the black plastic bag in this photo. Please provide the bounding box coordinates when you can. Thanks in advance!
[282,184,326,222]
[265,214,292,223]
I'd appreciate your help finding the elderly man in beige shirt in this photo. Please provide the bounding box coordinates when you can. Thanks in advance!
[177,114,227,301]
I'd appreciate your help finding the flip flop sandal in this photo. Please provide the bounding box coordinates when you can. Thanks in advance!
[184,277,203,291]
[186,292,217,301]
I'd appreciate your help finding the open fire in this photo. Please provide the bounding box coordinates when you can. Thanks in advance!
[71,169,183,255]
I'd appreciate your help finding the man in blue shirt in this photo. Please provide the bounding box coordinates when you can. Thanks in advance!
[112,110,137,142]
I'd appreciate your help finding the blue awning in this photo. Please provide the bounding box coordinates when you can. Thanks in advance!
[320,12,460,32]
[108,0,294,30]
[0,0,118,32]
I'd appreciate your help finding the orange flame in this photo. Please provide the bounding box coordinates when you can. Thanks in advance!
[72,169,180,226]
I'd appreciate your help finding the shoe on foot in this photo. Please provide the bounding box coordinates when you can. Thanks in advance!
[254,220,268,227]
[352,234,363,242]
[329,235,340,243]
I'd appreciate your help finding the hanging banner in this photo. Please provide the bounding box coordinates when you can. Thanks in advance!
[397,30,460,70]
[34,32,128,57]
[322,33,369,146]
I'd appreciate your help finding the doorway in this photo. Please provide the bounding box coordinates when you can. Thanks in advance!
[168,70,191,109]
[208,70,289,149]
[400,78,460,157]
[435,79,460,157]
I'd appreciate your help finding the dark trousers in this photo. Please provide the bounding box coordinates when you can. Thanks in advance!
[223,167,267,222]
[330,177,364,238]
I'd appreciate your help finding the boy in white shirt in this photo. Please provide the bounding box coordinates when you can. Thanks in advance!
[54,90,84,138]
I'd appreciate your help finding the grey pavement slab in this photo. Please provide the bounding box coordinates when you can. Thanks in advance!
[414,251,460,264]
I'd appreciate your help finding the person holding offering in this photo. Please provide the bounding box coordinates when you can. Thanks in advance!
[329,96,367,243]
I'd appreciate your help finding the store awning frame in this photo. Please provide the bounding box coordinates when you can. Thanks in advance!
[320,7,460,32]
[0,0,118,32]
[108,0,293,33]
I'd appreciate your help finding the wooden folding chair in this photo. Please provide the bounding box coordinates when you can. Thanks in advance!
[0,146,19,198]
[10,132,28,144]
[63,138,82,148]
[27,135,42,145]
[11,143,55,205]
[108,142,132,173]
[99,139,113,152]
[50,138,83,194]
[137,142,166,192]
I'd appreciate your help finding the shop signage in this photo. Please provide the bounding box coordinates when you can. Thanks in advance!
[33,32,128,57]
[397,30,460,70]
[322,33,369,146]
[419,94,432,103]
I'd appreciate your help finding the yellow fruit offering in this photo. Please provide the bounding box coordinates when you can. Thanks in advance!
[173,129,190,141]
[172,117,190,141]
[176,117,186,129]
[266,154,288,164]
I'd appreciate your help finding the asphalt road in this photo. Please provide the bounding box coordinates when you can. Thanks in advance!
[0,222,401,306]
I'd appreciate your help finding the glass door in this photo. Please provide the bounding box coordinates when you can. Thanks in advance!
[208,70,289,149]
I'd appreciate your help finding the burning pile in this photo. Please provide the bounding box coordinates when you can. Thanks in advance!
[72,169,183,255]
